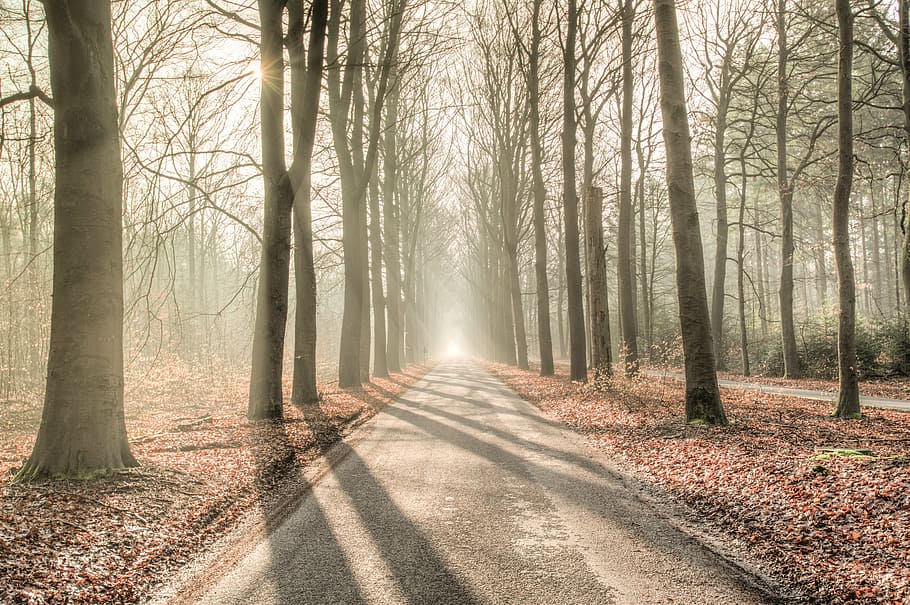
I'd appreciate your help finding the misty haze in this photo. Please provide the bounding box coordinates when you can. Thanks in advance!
[1,0,908,603]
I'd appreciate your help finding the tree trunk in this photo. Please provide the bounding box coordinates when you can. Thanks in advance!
[636,140,653,361]
[618,0,639,376]
[711,91,729,371]
[17,0,138,479]
[653,0,727,425]
[290,0,328,405]
[249,0,294,419]
[383,68,403,373]
[833,0,860,418]
[563,0,587,382]
[737,159,750,376]
[898,0,910,320]
[330,0,367,388]
[529,0,554,376]
[585,187,612,375]
[776,0,801,379]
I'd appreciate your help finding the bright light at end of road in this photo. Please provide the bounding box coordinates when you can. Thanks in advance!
[446,342,461,357]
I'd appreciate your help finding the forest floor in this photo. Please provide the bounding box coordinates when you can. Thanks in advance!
[0,361,430,604]
[486,362,910,605]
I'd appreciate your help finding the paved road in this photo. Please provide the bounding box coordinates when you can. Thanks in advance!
[646,369,910,412]
[196,360,775,605]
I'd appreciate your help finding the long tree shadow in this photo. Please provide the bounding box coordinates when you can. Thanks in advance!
[247,416,368,604]
[244,395,481,604]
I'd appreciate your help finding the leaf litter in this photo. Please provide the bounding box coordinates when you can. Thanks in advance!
[486,361,910,605]
[0,362,429,604]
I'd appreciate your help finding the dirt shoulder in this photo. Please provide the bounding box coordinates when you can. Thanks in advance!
[486,362,910,605]
[0,365,429,604]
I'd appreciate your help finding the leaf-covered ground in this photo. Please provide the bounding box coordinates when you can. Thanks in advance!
[0,362,429,604]
[486,362,910,605]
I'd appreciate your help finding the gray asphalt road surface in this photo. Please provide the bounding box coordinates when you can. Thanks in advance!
[195,360,776,605]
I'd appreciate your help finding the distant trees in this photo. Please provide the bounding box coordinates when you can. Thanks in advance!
[17,0,137,479]
[5,0,910,452]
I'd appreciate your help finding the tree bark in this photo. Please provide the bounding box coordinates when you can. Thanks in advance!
[711,82,729,371]
[585,187,612,375]
[18,0,138,479]
[899,0,910,322]
[737,158,750,376]
[290,0,328,405]
[776,0,801,378]
[249,0,294,419]
[383,67,403,373]
[563,0,587,382]
[528,0,553,376]
[618,0,639,376]
[653,0,727,425]
[833,0,860,418]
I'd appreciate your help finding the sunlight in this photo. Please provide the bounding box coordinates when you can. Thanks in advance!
[446,341,462,357]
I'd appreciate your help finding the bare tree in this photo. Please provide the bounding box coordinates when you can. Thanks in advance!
[17,0,138,479]
[832,0,860,418]
[563,0,588,382]
[653,0,727,424]
[248,0,294,419]
[290,0,329,404]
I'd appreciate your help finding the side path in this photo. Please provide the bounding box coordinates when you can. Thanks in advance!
[646,369,910,412]
[191,360,780,605]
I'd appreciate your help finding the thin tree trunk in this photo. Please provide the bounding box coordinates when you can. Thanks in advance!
[618,0,638,376]
[18,0,138,479]
[653,0,727,424]
[833,0,860,418]
[529,0,553,375]
[636,140,653,361]
[563,0,587,382]
[776,0,801,378]
[249,0,294,419]
[711,90,729,371]
[383,68,403,373]
[737,159,750,376]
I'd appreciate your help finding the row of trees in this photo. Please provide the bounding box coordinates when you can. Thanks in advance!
[458,0,910,422]
[2,0,909,478]
[1,0,456,478]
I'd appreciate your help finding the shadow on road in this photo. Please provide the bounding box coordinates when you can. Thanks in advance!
[248,416,367,604]
[246,393,480,604]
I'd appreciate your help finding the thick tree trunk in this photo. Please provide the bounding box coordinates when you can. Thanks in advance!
[17,0,138,479]
[249,0,294,419]
[618,0,638,376]
[776,0,801,379]
[833,0,860,418]
[585,187,612,376]
[653,0,727,425]
[563,0,587,382]
[330,0,367,388]
[290,0,328,405]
